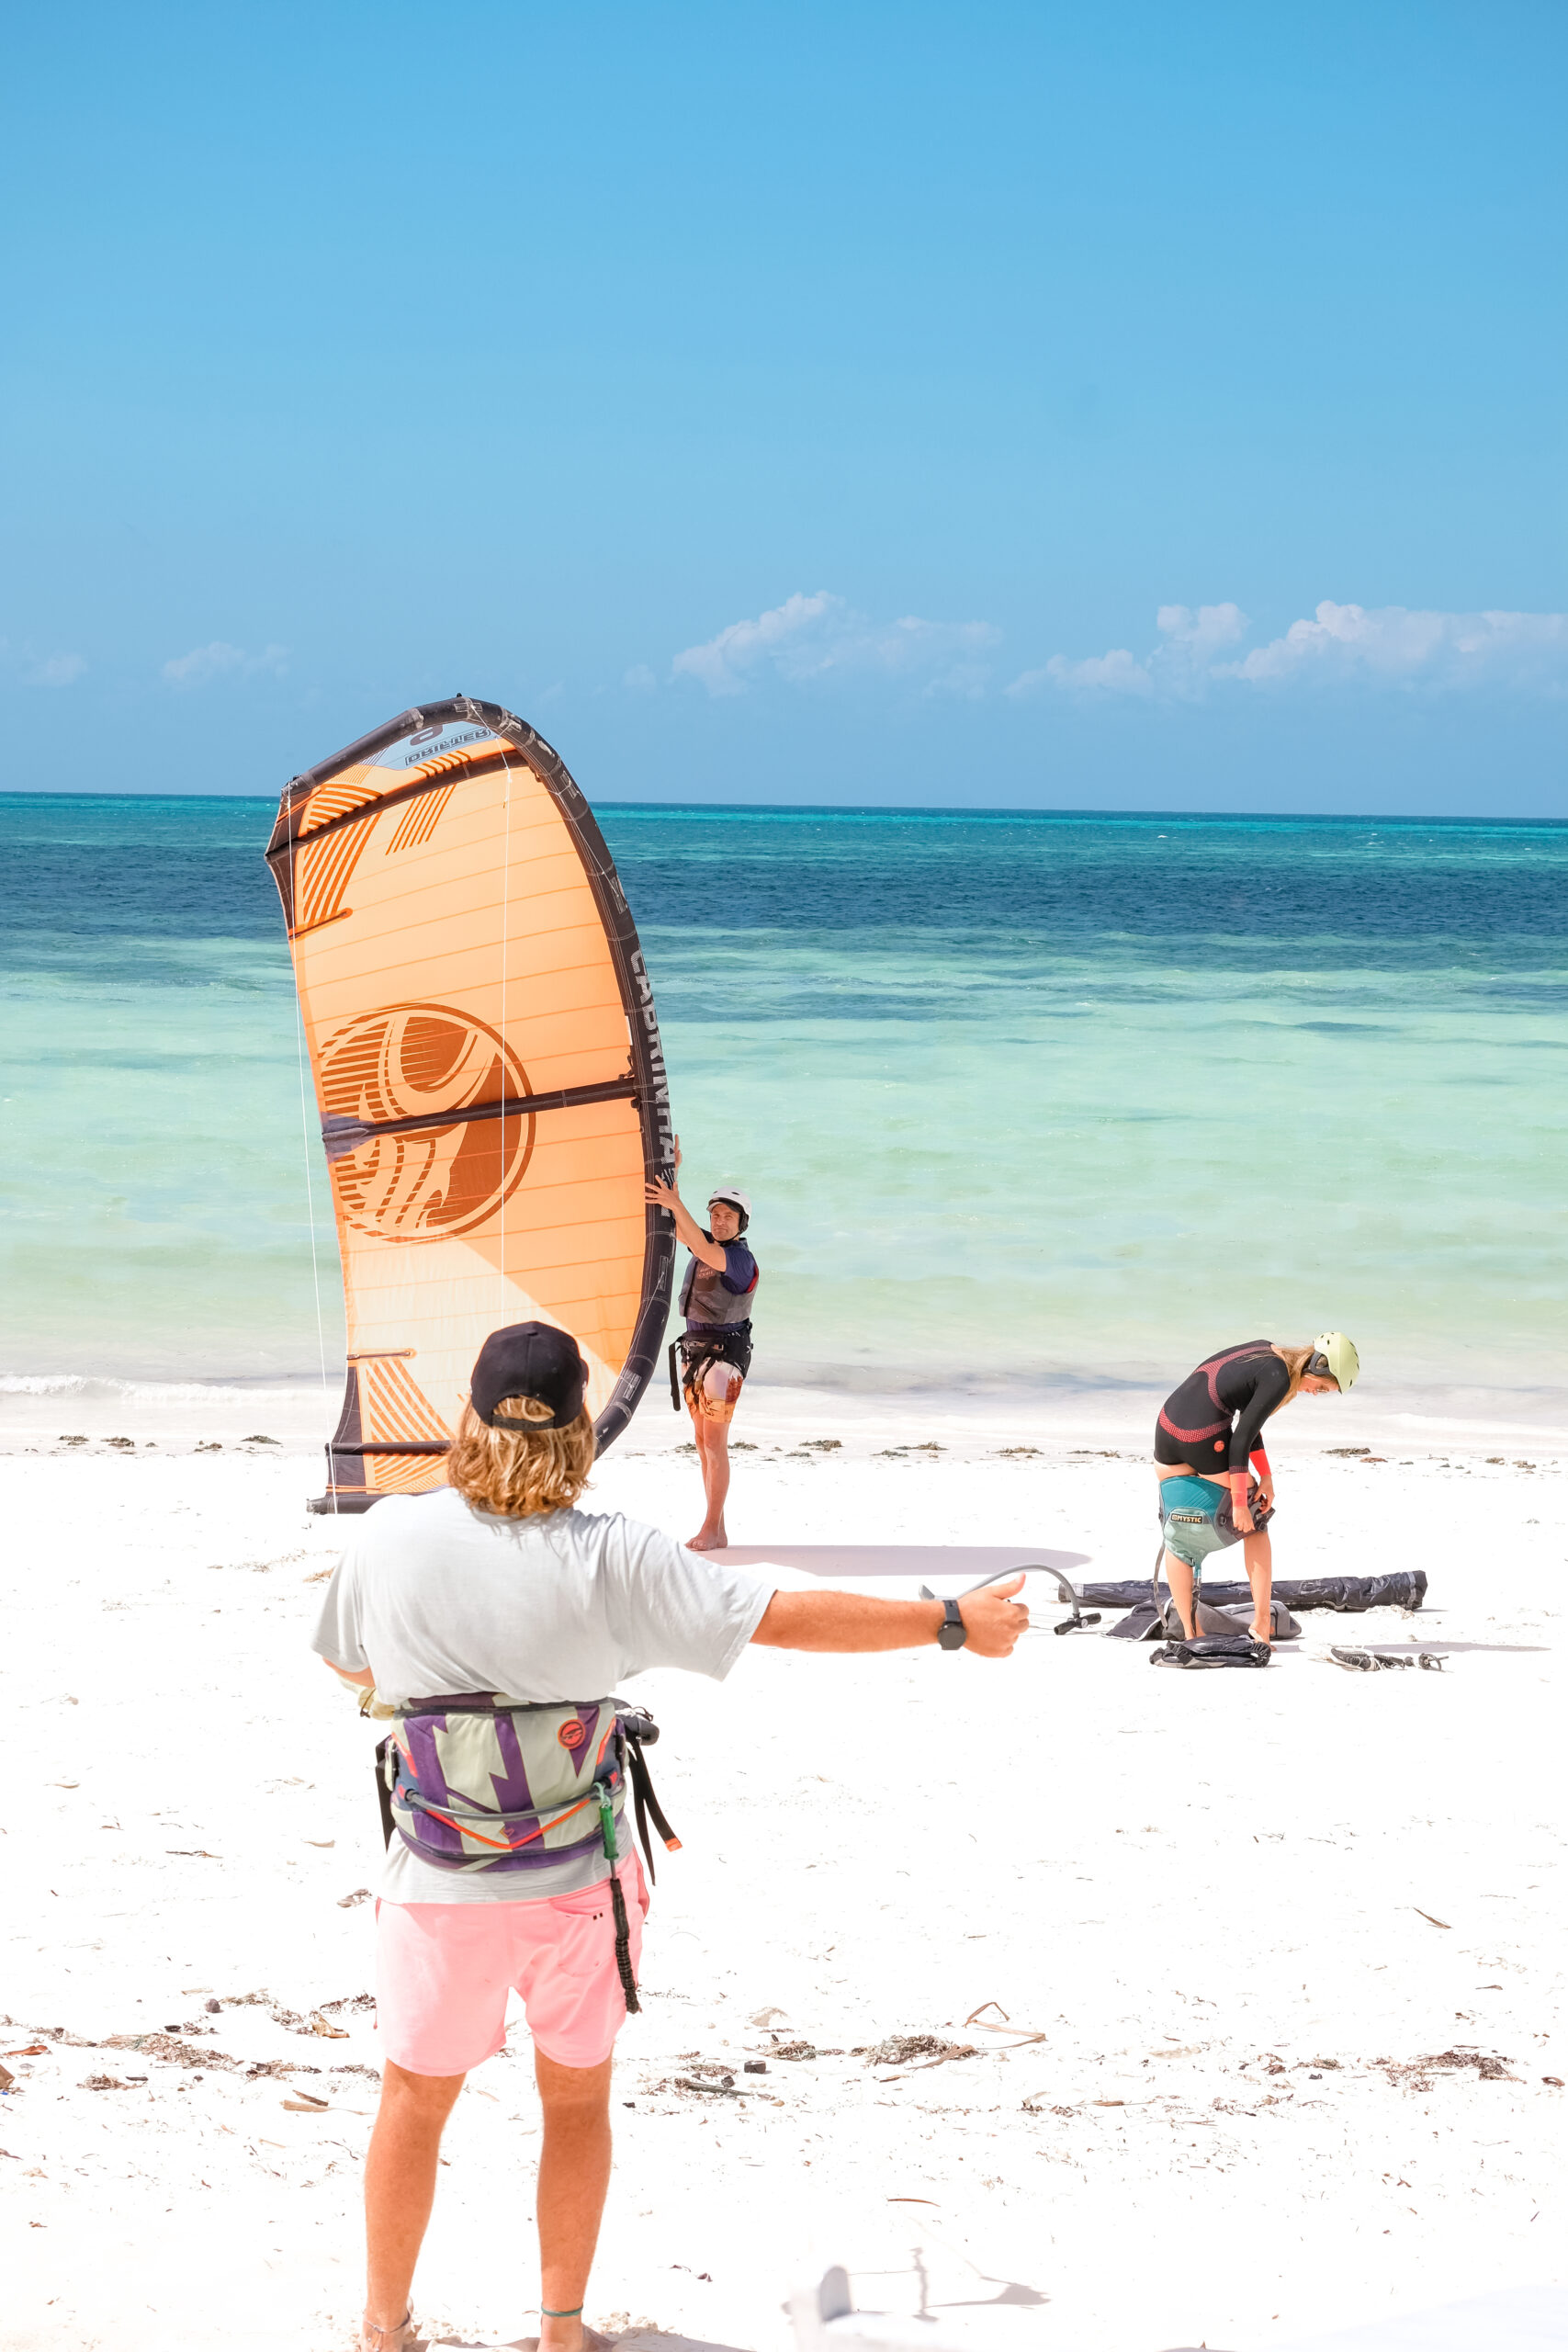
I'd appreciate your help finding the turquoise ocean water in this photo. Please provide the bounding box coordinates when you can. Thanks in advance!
[1,797,1563,1415]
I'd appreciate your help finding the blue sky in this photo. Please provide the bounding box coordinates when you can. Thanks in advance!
[3,2,1563,812]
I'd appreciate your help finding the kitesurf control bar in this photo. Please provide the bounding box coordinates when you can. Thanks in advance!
[916,1566,1101,1635]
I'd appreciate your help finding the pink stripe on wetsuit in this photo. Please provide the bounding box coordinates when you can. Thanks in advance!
[1155,1341,1290,1476]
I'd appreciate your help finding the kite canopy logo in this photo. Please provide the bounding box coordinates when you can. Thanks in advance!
[266,695,676,1512]
[321,1004,534,1242]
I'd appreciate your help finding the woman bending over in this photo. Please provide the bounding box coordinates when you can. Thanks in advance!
[1155,1334,1359,1643]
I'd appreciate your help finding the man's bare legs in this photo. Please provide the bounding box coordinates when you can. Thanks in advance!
[1242,1525,1274,1643]
[362,2051,615,2351]
[535,2049,615,2349]
[687,1364,742,1550]
[363,2060,465,2341]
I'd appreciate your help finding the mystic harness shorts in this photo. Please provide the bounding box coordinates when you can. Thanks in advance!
[1158,1476,1235,1576]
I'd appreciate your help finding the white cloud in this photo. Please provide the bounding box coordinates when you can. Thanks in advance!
[1012,600,1568,701]
[1218,601,1568,690]
[1010,604,1247,701]
[672,591,837,695]
[672,591,999,698]
[622,662,658,692]
[1155,601,1250,672]
[162,640,288,687]
[28,650,86,686]
[1013,646,1154,698]
[0,639,86,687]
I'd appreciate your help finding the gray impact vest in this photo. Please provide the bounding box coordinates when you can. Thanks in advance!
[680,1250,758,1329]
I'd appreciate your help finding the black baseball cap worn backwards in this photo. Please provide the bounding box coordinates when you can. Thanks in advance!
[469,1322,588,1430]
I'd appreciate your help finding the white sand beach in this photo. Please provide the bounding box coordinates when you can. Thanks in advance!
[1,1398,1563,2352]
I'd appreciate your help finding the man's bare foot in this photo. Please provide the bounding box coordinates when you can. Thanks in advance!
[523,2329,618,2352]
[686,1527,727,1552]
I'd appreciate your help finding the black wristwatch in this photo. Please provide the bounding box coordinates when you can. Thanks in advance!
[937,1597,967,1652]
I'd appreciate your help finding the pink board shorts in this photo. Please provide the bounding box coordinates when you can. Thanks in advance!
[375,1852,649,2076]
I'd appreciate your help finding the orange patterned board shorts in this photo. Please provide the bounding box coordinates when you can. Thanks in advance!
[685,1362,745,1426]
[678,1333,750,1427]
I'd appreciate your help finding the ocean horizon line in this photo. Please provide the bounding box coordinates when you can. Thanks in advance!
[2,787,1565,831]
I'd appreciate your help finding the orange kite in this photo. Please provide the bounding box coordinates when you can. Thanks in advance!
[266,696,674,1511]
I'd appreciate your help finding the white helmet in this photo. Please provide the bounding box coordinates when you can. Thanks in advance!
[708,1184,751,1232]
[1309,1331,1359,1391]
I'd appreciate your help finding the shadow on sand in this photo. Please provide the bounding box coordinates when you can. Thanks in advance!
[420,2333,758,2352]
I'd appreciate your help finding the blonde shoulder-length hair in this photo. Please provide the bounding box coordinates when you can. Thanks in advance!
[1269,1342,1319,1407]
[446,1393,596,1518]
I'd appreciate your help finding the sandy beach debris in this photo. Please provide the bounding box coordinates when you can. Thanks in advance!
[1378,2047,1518,2086]
[854,2035,979,2075]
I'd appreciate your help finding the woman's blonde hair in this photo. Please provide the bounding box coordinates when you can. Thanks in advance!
[1269,1343,1319,1406]
[446,1393,596,1518]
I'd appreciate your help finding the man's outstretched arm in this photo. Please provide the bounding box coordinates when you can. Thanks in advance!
[750,1575,1027,1660]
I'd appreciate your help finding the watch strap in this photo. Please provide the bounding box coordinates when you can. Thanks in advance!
[938,1596,967,1651]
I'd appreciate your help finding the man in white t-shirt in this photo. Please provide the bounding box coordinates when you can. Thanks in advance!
[315,1322,1029,2352]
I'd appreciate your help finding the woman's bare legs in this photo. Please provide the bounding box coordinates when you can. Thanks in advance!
[1163,1548,1200,1640]
[1164,1540,1272,1642]
[535,2048,615,2352]
[687,1364,743,1550]
[363,2060,465,2338]
[1156,1464,1203,1639]
[1243,1526,1274,1642]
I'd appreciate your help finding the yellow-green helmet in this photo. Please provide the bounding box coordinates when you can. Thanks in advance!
[1309,1331,1359,1391]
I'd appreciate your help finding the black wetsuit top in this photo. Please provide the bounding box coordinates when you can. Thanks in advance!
[1155,1341,1291,1476]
